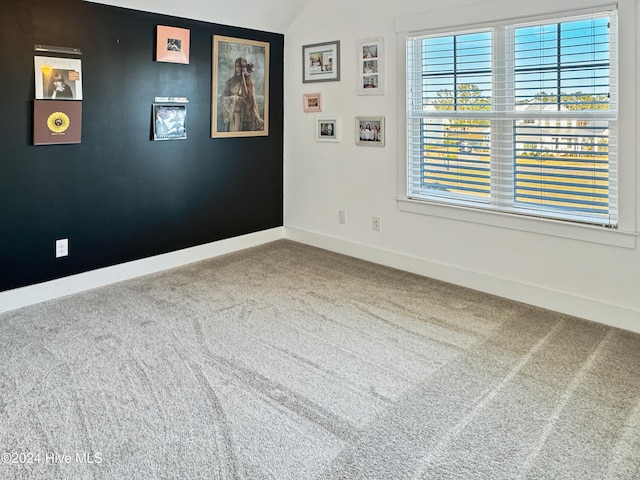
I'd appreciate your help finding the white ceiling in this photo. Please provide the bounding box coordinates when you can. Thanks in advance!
[85,0,312,33]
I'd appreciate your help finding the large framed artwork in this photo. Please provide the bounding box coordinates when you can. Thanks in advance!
[212,35,270,138]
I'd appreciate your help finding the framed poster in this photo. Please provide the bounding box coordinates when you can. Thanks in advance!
[33,100,82,145]
[357,37,384,95]
[316,116,340,143]
[356,116,385,146]
[156,25,190,64]
[153,104,187,140]
[302,40,340,83]
[34,56,82,100]
[303,93,322,112]
[212,35,270,138]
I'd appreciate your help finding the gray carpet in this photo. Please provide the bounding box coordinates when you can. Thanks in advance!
[1,239,639,479]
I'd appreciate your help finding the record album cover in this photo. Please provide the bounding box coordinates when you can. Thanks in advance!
[33,100,82,145]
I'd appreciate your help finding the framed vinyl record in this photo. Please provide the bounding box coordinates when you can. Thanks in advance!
[33,100,82,145]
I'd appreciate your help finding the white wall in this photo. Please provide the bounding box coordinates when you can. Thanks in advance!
[284,0,640,332]
[85,0,309,33]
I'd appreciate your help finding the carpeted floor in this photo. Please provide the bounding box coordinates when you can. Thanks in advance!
[1,239,639,479]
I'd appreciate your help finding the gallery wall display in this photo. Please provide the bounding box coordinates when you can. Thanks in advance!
[211,35,270,138]
[356,116,385,146]
[302,40,340,83]
[303,92,322,112]
[300,36,387,145]
[156,25,190,64]
[4,0,284,293]
[357,37,384,95]
[315,116,340,142]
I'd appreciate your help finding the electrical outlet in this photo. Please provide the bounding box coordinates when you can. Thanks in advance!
[372,217,381,231]
[338,210,346,224]
[56,238,68,258]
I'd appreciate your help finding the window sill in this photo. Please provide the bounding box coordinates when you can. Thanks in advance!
[397,198,638,249]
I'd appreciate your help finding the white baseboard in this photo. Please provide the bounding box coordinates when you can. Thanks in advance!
[0,227,285,314]
[284,227,640,335]
[4,225,637,334]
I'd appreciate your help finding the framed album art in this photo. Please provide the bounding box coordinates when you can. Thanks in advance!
[153,104,187,140]
[34,56,83,100]
[156,25,190,64]
[33,100,82,145]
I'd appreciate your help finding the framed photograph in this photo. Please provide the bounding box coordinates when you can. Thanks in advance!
[303,41,340,83]
[316,116,340,143]
[34,56,82,100]
[303,93,322,113]
[357,37,384,95]
[212,35,270,138]
[356,116,385,146]
[156,26,190,64]
[153,104,187,140]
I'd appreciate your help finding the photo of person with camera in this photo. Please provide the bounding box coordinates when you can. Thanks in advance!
[219,57,264,133]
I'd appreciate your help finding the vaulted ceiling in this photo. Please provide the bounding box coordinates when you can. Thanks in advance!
[86,0,312,33]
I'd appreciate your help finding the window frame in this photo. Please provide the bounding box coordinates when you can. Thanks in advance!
[395,1,637,248]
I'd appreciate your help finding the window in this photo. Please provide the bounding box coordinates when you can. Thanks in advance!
[405,10,617,227]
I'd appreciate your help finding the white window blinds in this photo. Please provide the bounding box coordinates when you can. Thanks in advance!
[405,9,617,227]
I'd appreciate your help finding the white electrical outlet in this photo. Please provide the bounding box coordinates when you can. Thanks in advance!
[338,210,346,224]
[372,217,381,231]
[56,238,68,258]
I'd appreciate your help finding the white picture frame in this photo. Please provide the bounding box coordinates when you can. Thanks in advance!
[357,37,384,95]
[316,116,340,142]
[356,116,385,146]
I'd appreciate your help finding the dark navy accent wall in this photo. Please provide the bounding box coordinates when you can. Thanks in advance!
[0,0,284,292]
